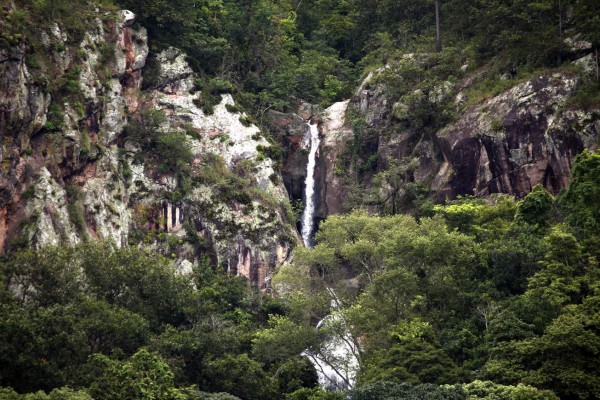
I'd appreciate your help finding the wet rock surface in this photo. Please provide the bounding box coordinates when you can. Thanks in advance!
[266,110,310,203]
[435,74,591,199]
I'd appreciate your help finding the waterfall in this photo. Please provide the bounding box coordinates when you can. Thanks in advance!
[300,121,359,391]
[301,122,320,247]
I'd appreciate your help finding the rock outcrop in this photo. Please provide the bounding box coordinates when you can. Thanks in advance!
[141,47,295,287]
[1,10,145,251]
[319,100,351,217]
[312,65,598,215]
[2,4,598,278]
[0,9,295,288]
[267,110,309,205]
[433,74,593,199]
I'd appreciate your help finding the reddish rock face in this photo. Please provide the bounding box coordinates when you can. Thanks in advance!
[0,11,293,289]
[435,74,594,200]
[0,11,144,253]
[0,208,7,254]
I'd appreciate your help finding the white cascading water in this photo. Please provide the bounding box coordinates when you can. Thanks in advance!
[301,122,320,247]
[302,294,360,391]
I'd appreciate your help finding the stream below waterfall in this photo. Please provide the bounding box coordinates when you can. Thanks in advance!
[301,303,360,391]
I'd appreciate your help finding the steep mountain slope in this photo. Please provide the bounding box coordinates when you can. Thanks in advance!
[0,8,295,287]
[1,0,598,287]
[1,1,600,399]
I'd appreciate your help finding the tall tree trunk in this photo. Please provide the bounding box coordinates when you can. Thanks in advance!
[435,0,442,52]
[558,0,563,65]
[558,0,563,38]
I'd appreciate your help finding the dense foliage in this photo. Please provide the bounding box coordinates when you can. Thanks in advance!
[11,0,593,116]
[0,243,318,399]
[275,150,600,400]
[2,0,600,398]
[4,0,599,119]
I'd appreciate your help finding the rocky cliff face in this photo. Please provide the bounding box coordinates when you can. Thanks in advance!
[0,9,144,250]
[381,73,596,203]
[2,5,598,275]
[0,8,295,288]
[267,110,309,206]
[266,102,326,231]
[279,61,599,220]
[140,47,295,286]
[433,74,594,199]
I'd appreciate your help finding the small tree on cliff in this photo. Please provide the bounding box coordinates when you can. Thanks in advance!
[575,0,600,79]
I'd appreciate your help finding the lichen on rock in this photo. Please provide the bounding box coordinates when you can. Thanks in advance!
[0,9,295,288]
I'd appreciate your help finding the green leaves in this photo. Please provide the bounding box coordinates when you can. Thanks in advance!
[559,150,600,248]
[483,297,600,399]
[88,350,188,400]
[514,185,555,229]
[252,315,318,364]
[279,150,600,399]
[0,386,94,400]
[0,244,190,392]
[202,354,277,400]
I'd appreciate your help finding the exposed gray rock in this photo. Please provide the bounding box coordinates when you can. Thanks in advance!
[126,47,297,287]
[320,100,351,217]
[564,35,592,53]
[131,28,149,71]
[434,73,589,199]
[121,10,136,27]
[317,65,599,218]
[155,47,194,92]
[574,53,598,77]
[25,168,81,248]
[0,11,296,287]
[0,10,149,250]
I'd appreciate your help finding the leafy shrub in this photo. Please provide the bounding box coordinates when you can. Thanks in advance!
[87,350,186,400]
[0,387,94,399]
[44,103,64,132]
[56,66,83,95]
[192,78,234,115]
[225,103,242,114]
[567,80,600,110]
[66,184,88,239]
[156,132,193,174]
[256,144,283,166]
